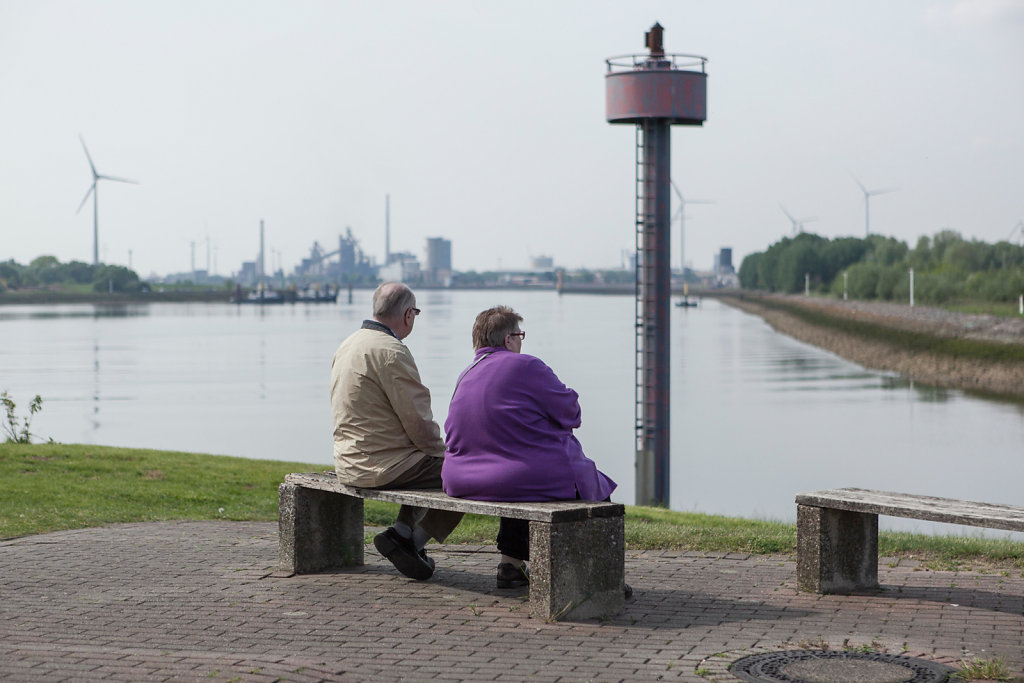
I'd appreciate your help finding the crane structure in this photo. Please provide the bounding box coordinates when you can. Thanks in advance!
[606,23,707,507]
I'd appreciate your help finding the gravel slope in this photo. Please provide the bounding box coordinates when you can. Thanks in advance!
[717,293,1024,399]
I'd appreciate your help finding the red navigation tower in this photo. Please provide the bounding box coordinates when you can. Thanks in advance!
[606,23,707,507]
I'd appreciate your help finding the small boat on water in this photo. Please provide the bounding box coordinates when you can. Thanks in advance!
[232,284,338,304]
[294,285,338,303]
[233,287,285,304]
[675,283,700,308]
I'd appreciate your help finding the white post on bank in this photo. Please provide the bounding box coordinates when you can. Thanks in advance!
[843,271,848,301]
[909,268,915,308]
[805,272,809,296]
[1019,293,1022,315]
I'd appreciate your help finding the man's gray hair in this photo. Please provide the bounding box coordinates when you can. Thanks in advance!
[373,282,416,319]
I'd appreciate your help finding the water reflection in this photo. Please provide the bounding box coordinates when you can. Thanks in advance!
[0,303,150,321]
[92,339,100,430]
[904,380,955,403]
[2,295,1022,541]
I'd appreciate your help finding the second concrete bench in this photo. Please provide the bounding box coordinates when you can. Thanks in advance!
[278,471,625,621]
[796,487,1024,593]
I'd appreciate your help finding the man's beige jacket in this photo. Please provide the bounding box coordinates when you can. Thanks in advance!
[330,327,444,487]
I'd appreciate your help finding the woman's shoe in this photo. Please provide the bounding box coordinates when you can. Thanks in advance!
[496,562,529,588]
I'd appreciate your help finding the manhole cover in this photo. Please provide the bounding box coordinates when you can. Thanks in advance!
[731,650,953,683]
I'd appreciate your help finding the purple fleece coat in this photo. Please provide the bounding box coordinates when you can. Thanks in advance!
[441,347,616,502]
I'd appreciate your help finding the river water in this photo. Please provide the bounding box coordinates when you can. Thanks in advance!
[2,291,1022,538]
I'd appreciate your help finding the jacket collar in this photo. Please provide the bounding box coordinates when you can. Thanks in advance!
[361,319,399,340]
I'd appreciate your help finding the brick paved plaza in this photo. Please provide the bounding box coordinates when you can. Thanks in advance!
[1,521,1021,681]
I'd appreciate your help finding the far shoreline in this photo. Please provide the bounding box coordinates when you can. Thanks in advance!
[0,281,653,305]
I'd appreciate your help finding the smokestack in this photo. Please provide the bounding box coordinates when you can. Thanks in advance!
[259,219,265,283]
[385,194,391,264]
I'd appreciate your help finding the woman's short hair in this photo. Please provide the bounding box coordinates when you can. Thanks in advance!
[472,306,523,350]
[372,282,415,319]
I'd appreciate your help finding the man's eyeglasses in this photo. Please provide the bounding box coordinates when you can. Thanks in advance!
[407,307,421,316]
[508,331,526,340]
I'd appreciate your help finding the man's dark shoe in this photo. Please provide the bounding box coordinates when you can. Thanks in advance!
[496,562,529,588]
[624,582,633,599]
[373,527,433,580]
[418,549,435,572]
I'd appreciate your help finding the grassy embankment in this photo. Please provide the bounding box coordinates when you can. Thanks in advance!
[943,301,1024,317]
[721,293,1024,364]
[2,443,1023,574]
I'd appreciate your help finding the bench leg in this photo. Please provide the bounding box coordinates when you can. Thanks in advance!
[797,504,878,593]
[528,515,625,621]
[278,483,364,574]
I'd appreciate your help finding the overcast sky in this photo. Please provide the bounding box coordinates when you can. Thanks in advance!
[2,0,1022,278]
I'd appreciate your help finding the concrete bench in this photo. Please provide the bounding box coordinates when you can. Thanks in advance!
[278,471,625,621]
[796,487,1024,593]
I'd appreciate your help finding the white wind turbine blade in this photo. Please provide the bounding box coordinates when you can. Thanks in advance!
[868,187,898,197]
[79,135,98,178]
[799,217,819,232]
[77,183,96,214]
[670,179,684,203]
[670,179,713,206]
[97,173,139,185]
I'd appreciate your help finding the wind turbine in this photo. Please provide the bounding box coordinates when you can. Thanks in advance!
[853,175,896,238]
[77,136,138,265]
[1009,220,1024,247]
[780,205,817,235]
[670,180,713,275]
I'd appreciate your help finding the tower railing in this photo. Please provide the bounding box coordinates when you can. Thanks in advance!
[606,53,707,74]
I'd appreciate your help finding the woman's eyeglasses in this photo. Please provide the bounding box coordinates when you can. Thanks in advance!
[508,331,526,340]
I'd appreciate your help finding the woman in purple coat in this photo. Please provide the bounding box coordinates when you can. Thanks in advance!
[442,306,616,588]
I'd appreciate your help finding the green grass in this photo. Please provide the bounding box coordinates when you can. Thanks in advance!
[0,442,321,538]
[953,656,1017,681]
[3,443,1024,575]
[943,300,1023,318]
[620,505,796,554]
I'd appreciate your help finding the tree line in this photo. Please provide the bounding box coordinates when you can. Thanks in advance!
[738,230,1024,305]
[0,256,145,293]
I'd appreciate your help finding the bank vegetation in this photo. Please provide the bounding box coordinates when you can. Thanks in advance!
[2,443,1022,574]
[739,229,1024,306]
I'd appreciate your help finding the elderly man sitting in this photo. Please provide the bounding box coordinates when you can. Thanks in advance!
[330,281,462,580]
